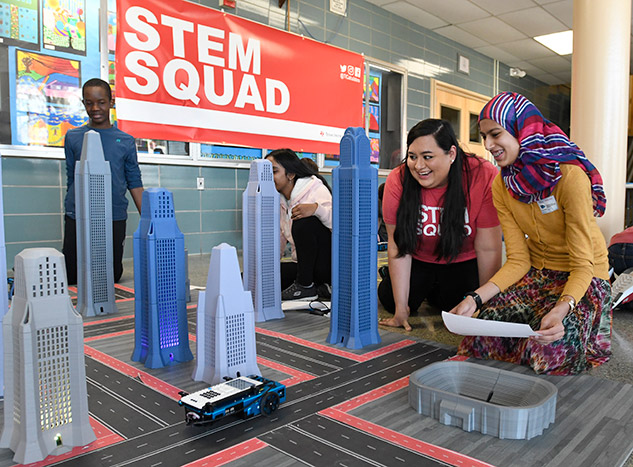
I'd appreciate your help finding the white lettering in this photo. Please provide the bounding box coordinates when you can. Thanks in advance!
[228,32,261,74]
[124,51,159,95]
[423,224,438,236]
[163,59,200,104]
[161,15,194,58]
[124,7,160,51]
[203,66,234,106]
[198,25,225,67]
[234,74,264,111]
[265,78,289,114]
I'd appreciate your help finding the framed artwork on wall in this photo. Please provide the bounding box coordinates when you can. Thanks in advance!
[43,0,86,55]
[14,49,86,146]
[0,0,40,49]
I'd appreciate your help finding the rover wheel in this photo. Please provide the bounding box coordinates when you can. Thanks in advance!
[260,392,280,416]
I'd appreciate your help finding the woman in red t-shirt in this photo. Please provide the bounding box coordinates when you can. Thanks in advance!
[379,119,502,331]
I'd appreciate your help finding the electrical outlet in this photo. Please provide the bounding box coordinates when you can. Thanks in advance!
[197,177,204,190]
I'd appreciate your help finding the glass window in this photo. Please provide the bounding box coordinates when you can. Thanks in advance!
[469,113,480,143]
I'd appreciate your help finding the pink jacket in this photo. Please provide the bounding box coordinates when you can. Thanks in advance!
[280,176,332,261]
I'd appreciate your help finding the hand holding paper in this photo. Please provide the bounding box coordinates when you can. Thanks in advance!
[442,311,539,338]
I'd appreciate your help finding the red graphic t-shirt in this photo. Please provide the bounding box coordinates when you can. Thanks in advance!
[382,156,499,264]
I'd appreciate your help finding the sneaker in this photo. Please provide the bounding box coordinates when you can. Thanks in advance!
[282,282,318,301]
[316,283,332,300]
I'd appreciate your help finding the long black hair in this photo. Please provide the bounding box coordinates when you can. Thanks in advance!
[394,119,477,262]
[266,149,332,193]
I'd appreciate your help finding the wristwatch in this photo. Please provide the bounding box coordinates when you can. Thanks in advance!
[464,291,483,311]
[558,295,576,311]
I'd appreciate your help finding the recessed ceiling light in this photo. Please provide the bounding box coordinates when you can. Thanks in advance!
[534,30,573,55]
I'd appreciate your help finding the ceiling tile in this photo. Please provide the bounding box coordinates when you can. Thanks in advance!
[529,54,572,73]
[382,2,449,29]
[532,0,561,4]
[459,17,527,44]
[473,45,522,65]
[365,0,396,7]
[470,0,539,15]
[406,0,490,24]
[433,25,489,48]
[498,6,568,37]
[542,0,573,28]
[495,38,556,61]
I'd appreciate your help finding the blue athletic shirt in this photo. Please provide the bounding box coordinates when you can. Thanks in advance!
[64,125,143,221]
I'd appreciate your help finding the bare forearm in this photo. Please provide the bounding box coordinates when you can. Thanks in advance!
[130,187,144,214]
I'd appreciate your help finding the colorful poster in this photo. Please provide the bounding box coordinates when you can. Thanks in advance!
[14,49,86,146]
[116,0,364,154]
[42,0,86,54]
[370,136,379,164]
[365,74,380,103]
[0,0,39,48]
[107,7,116,53]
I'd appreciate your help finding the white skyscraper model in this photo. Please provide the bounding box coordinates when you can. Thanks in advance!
[0,248,95,464]
[242,159,284,322]
[0,157,9,397]
[75,130,118,317]
[192,243,260,385]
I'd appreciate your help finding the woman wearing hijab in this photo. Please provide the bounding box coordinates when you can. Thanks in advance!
[450,92,612,375]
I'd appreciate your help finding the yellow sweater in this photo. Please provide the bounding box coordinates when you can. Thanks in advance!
[489,164,609,302]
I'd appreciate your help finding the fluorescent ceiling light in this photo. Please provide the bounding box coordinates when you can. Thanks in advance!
[534,30,573,55]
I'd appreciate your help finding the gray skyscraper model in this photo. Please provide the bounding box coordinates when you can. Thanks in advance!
[192,243,260,385]
[327,127,381,349]
[242,159,283,321]
[132,188,193,369]
[75,130,117,317]
[0,248,95,464]
[0,158,9,397]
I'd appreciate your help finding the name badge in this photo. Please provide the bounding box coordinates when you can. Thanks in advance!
[538,195,558,214]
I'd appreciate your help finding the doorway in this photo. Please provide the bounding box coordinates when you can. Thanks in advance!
[432,80,491,161]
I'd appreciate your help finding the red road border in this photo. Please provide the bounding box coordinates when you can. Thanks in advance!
[182,438,269,467]
[15,417,124,467]
[255,327,416,362]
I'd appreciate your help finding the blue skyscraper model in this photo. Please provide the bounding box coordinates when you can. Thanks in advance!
[327,127,381,349]
[131,188,193,369]
[74,130,118,317]
[242,159,284,322]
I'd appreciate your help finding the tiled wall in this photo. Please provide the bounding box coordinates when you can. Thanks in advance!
[1,0,570,270]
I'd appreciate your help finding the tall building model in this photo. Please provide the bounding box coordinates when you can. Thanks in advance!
[0,158,9,397]
[192,243,260,385]
[0,248,95,464]
[327,127,381,349]
[242,159,283,321]
[74,130,117,317]
[131,188,193,369]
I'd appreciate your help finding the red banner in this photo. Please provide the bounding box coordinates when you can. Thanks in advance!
[115,0,364,154]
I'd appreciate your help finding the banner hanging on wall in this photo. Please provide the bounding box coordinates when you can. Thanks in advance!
[116,0,364,154]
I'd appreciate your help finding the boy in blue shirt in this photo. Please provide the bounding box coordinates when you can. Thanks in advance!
[62,78,144,284]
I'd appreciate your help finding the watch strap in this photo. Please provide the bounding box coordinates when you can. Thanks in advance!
[464,291,483,310]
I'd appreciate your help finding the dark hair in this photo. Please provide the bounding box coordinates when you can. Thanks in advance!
[266,149,331,192]
[83,78,112,100]
[394,119,477,262]
[300,157,319,173]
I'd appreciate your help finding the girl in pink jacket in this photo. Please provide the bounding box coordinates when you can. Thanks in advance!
[266,149,332,301]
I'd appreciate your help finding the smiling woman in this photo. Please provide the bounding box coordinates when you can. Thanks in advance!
[378,118,502,332]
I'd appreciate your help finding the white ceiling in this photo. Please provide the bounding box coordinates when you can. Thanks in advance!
[365,0,629,86]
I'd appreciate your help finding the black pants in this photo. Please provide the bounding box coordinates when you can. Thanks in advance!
[62,215,127,285]
[608,243,633,275]
[280,216,331,289]
[378,258,479,313]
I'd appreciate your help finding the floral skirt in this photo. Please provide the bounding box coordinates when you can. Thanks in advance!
[457,268,612,375]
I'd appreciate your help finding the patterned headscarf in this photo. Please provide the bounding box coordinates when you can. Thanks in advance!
[479,92,606,217]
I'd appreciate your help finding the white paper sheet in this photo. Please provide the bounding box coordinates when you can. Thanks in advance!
[282,300,331,312]
[441,311,539,338]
